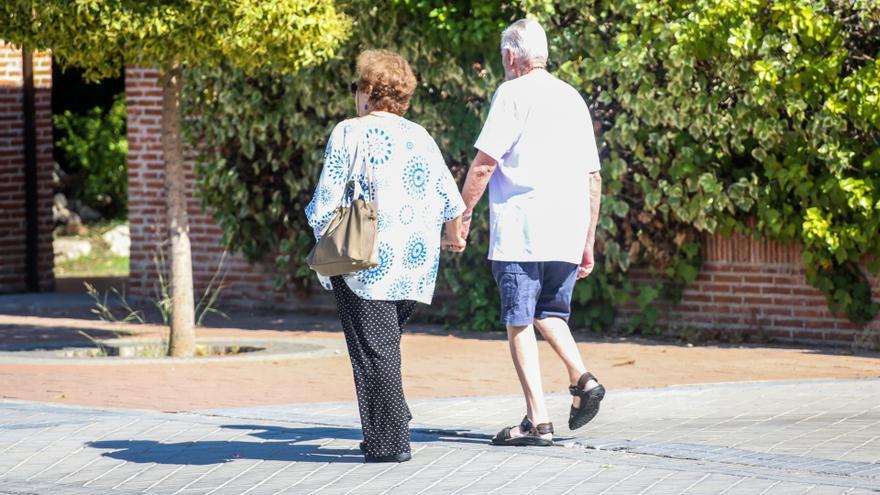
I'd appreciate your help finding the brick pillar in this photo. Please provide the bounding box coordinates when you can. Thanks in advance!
[125,67,332,311]
[0,42,54,293]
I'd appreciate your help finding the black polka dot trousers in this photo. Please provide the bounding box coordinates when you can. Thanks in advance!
[330,276,418,457]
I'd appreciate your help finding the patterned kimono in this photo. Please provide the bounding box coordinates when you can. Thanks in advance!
[305,111,464,304]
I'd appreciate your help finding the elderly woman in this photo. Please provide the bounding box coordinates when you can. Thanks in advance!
[305,49,466,463]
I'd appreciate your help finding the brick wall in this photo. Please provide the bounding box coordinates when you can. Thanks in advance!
[0,42,54,293]
[623,233,879,347]
[125,67,333,311]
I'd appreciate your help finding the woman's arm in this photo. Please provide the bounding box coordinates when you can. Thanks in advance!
[305,124,351,240]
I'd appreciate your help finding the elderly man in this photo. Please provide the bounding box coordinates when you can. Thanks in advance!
[460,19,605,446]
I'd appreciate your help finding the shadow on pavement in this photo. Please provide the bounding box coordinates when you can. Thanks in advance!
[88,424,494,465]
[89,425,366,465]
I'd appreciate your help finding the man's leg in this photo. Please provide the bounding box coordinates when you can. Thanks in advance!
[534,317,598,408]
[491,261,551,440]
[507,324,550,430]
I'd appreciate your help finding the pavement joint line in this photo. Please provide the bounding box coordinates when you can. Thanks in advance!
[107,419,197,490]
[413,449,487,495]
[635,470,676,495]
[341,462,396,495]
[448,452,517,495]
[303,462,363,495]
[560,466,608,495]
[802,410,880,458]
[143,464,185,493]
[679,472,711,494]
[270,462,328,495]
[0,424,55,456]
[716,476,748,494]
[236,460,291,495]
[524,458,581,495]
[546,441,880,491]
[169,460,224,494]
[597,465,646,495]
[133,425,229,491]
[80,459,126,487]
[759,479,783,494]
[376,448,456,495]
[26,418,169,482]
[487,454,549,494]
[765,405,863,453]
[264,436,341,495]
[562,438,880,481]
[203,459,263,495]
[0,419,119,481]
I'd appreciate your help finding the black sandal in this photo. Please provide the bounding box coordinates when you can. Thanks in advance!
[569,372,606,430]
[491,416,554,446]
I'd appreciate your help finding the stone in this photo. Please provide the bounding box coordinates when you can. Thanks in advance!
[101,224,130,257]
[54,237,92,261]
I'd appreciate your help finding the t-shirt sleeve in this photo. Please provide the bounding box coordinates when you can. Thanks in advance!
[474,85,521,162]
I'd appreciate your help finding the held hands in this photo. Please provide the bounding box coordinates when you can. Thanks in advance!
[443,214,467,253]
[460,212,472,241]
[442,232,467,253]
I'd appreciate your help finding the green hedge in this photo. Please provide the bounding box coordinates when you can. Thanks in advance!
[184,0,880,330]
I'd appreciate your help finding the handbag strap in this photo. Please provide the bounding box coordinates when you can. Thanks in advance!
[342,129,374,205]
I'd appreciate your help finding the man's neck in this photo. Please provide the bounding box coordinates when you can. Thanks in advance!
[508,65,546,80]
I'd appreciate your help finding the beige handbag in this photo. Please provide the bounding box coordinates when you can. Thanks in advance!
[307,152,379,277]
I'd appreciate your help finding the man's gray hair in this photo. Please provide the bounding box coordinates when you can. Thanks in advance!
[500,19,549,67]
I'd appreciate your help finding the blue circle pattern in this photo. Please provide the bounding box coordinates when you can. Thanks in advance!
[366,128,392,165]
[417,253,440,295]
[324,148,350,184]
[435,175,451,205]
[388,276,413,299]
[314,210,335,239]
[317,185,333,207]
[355,242,393,285]
[403,235,428,270]
[403,157,431,197]
[377,211,391,232]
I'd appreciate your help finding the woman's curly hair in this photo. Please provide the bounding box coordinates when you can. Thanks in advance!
[355,49,417,116]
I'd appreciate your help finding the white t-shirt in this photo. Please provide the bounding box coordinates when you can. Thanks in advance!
[475,70,601,263]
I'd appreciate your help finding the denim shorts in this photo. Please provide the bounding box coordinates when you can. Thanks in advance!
[491,260,579,326]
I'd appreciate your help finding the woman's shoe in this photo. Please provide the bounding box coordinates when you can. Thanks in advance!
[491,416,554,446]
[569,372,605,430]
[364,452,412,463]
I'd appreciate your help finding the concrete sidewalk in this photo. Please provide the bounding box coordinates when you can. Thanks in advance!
[1,379,878,494]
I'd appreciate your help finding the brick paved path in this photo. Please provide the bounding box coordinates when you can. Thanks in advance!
[1,379,878,494]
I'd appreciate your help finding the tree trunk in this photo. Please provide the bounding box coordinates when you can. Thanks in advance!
[160,64,196,357]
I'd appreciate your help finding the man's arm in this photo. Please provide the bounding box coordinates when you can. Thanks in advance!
[578,171,602,280]
[459,150,498,239]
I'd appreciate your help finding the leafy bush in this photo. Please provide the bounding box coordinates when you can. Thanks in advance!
[185,0,880,330]
[54,93,128,219]
[528,0,880,324]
